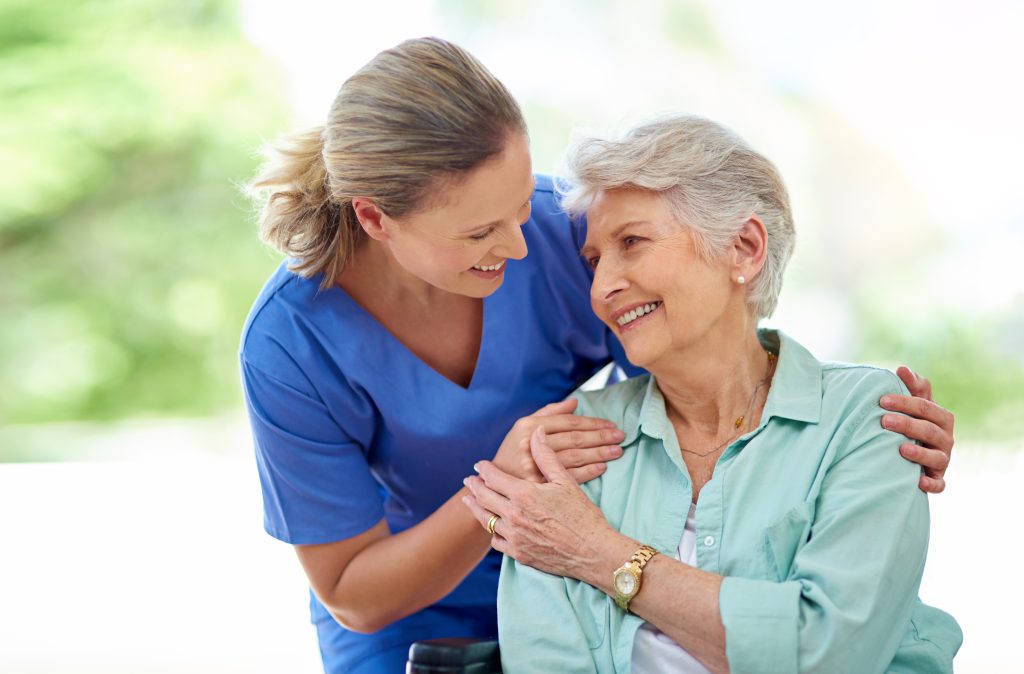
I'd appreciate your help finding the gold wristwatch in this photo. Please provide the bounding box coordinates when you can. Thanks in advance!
[612,544,658,612]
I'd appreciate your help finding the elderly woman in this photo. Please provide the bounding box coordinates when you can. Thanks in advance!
[463,116,962,673]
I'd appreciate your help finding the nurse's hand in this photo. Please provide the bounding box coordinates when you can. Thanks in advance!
[879,366,955,494]
[493,399,625,484]
[466,426,618,579]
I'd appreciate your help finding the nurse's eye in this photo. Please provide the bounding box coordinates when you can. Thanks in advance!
[518,200,532,223]
[469,226,497,241]
[586,255,600,270]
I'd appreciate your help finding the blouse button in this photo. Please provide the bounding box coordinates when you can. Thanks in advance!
[703,536,715,547]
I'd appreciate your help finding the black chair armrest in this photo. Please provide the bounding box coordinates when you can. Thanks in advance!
[406,637,501,673]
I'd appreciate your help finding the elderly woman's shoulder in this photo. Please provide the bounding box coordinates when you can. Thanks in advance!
[819,361,910,396]
[816,362,912,429]
[571,374,651,424]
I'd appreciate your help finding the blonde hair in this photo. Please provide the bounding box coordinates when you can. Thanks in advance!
[248,37,526,288]
[561,115,795,318]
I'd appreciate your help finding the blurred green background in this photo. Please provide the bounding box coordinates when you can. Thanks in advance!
[2,0,1021,463]
[1,0,285,459]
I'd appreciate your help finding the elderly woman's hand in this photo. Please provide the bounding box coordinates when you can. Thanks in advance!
[491,399,625,485]
[464,426,618,580]
[879,366,955,493]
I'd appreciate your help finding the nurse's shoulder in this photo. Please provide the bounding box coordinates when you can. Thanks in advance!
[239,263,345,396]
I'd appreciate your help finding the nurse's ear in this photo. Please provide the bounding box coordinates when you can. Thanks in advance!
[351,197,395,242]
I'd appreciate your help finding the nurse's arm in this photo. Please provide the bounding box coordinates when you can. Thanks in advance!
[295,400,625,634]
[295,487,493,634]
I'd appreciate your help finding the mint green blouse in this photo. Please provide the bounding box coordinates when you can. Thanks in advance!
[497,330,961,674]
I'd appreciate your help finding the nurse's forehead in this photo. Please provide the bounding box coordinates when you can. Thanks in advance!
[428,173,530,227]
[455,178,535,231]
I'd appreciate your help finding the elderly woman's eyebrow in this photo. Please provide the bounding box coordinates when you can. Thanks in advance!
[579,221,651,257]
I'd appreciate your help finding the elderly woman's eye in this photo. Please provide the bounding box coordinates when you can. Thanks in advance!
[587,256,600,270]
[623,236,641,247]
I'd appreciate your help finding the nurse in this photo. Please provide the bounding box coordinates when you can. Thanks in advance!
[240,38,955,674]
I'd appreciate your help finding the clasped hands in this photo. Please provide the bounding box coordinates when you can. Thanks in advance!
[464,425,614,581]
[487,398,625,485]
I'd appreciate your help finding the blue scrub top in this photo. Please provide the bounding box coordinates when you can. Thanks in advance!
[240,175,635,671]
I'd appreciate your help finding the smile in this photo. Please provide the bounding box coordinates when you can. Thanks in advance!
[615,302,662,327]
[472,261,505,272]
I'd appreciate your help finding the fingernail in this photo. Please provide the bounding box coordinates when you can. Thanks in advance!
[612,429,626,440]
[463,477,470,487]
[882,415,896,429]
[473,462,481,473]
[880,395,894,406]
[461,496,470,506]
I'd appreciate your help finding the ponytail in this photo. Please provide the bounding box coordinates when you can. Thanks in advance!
[247,126,362,288]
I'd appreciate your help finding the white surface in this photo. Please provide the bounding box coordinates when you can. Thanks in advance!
[1,419,1020,673]
[0,436,323,673]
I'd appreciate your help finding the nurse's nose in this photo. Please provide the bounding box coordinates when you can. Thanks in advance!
[496,219,528,260]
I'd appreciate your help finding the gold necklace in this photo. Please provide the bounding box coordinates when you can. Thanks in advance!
[679,352,776,458]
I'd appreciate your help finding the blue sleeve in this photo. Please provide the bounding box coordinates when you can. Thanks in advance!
[719,371,934,673]
[241,354,385,545]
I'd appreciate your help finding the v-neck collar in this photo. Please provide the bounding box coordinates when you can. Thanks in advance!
[323,282,496,392]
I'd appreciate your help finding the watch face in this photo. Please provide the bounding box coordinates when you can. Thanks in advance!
[614,571,637,596]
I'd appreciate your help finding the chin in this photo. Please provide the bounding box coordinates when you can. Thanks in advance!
[458,279,504,298]
[473,286,502,298]
[619,336,672,372]
[618,345,651,370]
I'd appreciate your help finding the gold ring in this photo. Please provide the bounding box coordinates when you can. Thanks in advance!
[486,514,500,535]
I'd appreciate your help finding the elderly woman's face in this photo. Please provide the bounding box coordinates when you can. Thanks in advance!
[582,188,738,369]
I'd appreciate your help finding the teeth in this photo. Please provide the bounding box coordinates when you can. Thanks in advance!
[472,261,505,272]
[616,302,661,327]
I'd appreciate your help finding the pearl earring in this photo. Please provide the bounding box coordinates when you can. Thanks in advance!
[736,275,746,285]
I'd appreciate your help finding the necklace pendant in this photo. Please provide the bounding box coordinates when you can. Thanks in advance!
[734,416,744,429]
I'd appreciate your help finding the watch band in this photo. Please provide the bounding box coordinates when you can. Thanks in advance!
[630,544,658,568]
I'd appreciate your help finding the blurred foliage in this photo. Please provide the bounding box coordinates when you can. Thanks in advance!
[0,0,285,438]
[856,307,1024,441]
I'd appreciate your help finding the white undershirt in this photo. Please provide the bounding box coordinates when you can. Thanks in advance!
[630,502,712,674]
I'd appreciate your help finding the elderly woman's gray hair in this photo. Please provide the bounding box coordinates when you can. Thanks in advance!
[560,115,795,319]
